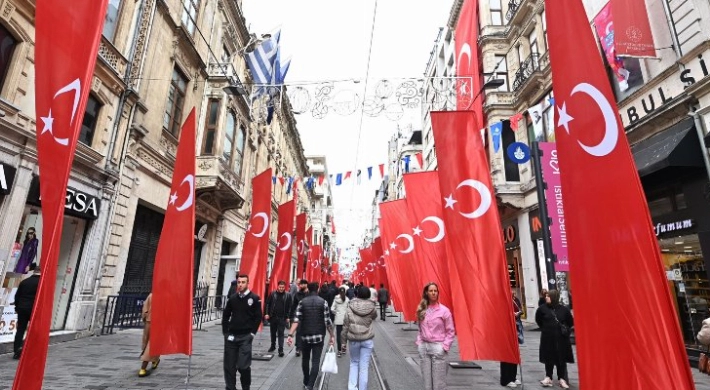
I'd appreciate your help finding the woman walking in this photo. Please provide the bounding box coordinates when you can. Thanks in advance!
[500,290,524,388]
[535,289,574,389]
[343,286,377,390]
[331,287,350,357]
[416,282,455,390]
[138,293,160,377]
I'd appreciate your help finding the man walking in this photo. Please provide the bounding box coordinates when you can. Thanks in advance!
[290,279,309,356]
[265,280,293,357]
[287,282,335,390]
[222,274,262,390]
[378,283,389,321]
[11,263,40,359]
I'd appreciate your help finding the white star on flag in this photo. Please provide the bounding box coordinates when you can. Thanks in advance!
[444,194,458,209]
[384,250,390,256]
[40,110,54,135]
[413,226,423,236]
[557,103,574,133]
[389,242,397,250]
[169,192,178,205]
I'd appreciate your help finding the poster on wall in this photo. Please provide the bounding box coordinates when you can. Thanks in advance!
[0,288,18,343]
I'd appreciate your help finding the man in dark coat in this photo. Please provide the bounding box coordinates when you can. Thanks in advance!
[264,280,293,357]
[535,290,574,388]
[11,264,40,359]
[222,274,262,390]
[377,283,389,320]
[289,279,309,356]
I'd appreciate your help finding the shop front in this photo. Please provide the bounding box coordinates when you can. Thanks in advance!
[504,220,527,319]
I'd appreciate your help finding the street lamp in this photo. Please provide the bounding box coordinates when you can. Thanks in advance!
[473,77,505,100]
[223,82,248,96]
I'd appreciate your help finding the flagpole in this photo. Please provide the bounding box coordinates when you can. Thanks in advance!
[530,141,557,290]
[185,354,192,389]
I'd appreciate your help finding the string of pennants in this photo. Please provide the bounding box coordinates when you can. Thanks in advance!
[489,97,556,153]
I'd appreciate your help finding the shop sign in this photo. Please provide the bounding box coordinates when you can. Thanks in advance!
[503,221,519,248]
[27,177,101,220]
[619,50,710,127]
[0,162,16,195]
[653,219,693,237]
[539,142,569,272]
[529,209,544,240]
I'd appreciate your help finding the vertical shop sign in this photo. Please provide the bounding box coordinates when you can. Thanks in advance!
[539,142,569,271]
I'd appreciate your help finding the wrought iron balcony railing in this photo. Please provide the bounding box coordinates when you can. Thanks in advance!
[506,0,522,21]
[512,53,541,92]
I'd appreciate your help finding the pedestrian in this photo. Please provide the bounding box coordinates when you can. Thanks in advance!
[11,263,40,359]
[368,284,378,303]
[287,282,335,390]
[138,293,160,377]
[416,282,455,390]
[500,289,524,388]
[538,288,548,307]
[265,280,293,357]
[535,289,574,389]
[222,274,262,390]
[330,287,349,357]
[346,282,356,300]
[290,279,309,357]
[290,280,299,296]
[343,285,377,390]
[377,283,389,321]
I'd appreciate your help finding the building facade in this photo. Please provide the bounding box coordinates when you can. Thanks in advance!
[306,155,336,270]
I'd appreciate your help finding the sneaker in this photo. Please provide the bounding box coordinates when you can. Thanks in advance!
[268,346,276,353]
[505,382,517,388]
[559,379,570,389]
[514,379,521,385]
[337,351,342,357]
[138,369,148,377]
[540,377,553,387]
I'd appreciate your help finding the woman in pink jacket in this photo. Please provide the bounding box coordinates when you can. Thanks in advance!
[416,282,455,390]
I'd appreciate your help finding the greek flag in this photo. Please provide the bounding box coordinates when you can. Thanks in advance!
[245,30,281,97]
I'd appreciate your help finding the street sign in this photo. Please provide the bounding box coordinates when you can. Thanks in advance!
[507,142,531,164]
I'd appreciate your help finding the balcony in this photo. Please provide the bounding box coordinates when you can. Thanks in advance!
[512,53,550,98]
[98,37,128,80]
[208,62,237,79]
[195,156,246,212]
[506,0,521,22]
[506,0,534,28]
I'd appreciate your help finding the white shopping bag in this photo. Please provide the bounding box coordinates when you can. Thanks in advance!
[321,345,338,374]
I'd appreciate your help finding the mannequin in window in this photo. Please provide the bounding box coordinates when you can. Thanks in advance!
[14,228,38,274]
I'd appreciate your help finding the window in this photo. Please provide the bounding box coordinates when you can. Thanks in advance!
[103,0,121,41]
[163,67,188,137]
[202,99,219,155]
[181,0,200,35]
[0,24,16,89]
[490,0,503,25]
[541,11,548,50]
[79,95,102,146]
[234,125,246,175]
[502,120,520,182]
[221,45,230,64]
[223,113,235,162]
[494,55,508,91]
[529,29,539,56]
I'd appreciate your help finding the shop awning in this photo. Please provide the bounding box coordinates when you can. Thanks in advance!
[631,118,704,177]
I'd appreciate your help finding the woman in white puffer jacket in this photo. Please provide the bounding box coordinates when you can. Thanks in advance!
[331,287,350,356]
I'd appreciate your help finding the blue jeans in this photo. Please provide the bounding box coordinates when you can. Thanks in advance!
[348,339,374,390]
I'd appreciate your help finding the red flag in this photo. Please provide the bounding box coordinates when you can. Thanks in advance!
[372,237,389,291]
[278,176,286,185]
[455,0,482,124]
[150,109,197,357]
[402,172,453,310]
[546,0,693,387]
[344,171,352,180]
[414,152,424,170]
[359,247,375,288]
[331,217,336,234]
[431,111,519,363]
[378,164,385,178]
[378,200,419,321]
[305,225,313,279]
[14,1,108,389]
[509,112,523,131]
[240,169,273,303]
[309,245,322,283]
[295,213,307,279]
[272,200,296,288]
[610,0,656,57]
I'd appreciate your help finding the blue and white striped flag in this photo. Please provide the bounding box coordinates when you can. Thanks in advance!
[245,30,281,97]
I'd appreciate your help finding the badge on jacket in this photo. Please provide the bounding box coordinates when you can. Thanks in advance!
[248,298,254,306]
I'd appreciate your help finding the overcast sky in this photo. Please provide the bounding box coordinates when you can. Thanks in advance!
[242,0,455,249]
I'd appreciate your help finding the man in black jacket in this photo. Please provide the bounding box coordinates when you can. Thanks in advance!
[222,274,262,390]
[264,280,292,357]
[11,264,40,359]
[378,283,390,321]
[287,282,335,390]
[290,279,308,356]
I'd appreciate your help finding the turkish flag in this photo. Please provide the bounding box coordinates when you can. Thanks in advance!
[372,237,389,291]
[295,213,307,279]
[359,247,376,287]
[307,245,322,283]
[455,0,482,123]
[150,109,197,356]
[240,169,273,304]
[610,0,656,57]
[14,1,108,389]
[546,0,693,387]
[272,200,295,289]
[378,200,419,321]
[402,172,453,311]
[431,111,519,363]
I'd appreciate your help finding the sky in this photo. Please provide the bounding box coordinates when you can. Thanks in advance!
[242,0,455,249]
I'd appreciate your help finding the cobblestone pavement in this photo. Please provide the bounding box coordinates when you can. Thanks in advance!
[0,313,708,389]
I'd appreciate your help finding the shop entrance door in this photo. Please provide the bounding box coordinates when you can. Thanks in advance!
[52,217,86,330]
[120,205,164,295]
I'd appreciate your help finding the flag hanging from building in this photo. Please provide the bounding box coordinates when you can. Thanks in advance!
[610,0,656,58]
[239,169,273,305]
[545,0,693,387]
[245,30,281,98]
[455,0,483,127]
[273,200,296,288]
[431,111,519,364]
[14,1,108,389]
[295,213,307,279]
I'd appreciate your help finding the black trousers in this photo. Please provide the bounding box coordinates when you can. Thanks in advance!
[379,302,388,319]
[301,341,324,388]
[545,361,568,381]
[295,323,302,351]
[14,308,30,354]
[500,362,518,385]
[269,317,286,351]
[336,325,344,351]
[224,334,253,390]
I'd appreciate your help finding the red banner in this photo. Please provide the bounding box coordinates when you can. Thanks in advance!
[610,0,656,57]
[14,1,108,389]
[378,200,419,321]
[272,200,295,289]
[359,247,375,288]
[431,111,519,363]
[455,0,482,124]
[402,172,453,310]
[295,213,306,279]
[307,244,321,283]
[372,237,388,291]
[239,169,273,303]
[150,109,197,356]
[546,0,693,387]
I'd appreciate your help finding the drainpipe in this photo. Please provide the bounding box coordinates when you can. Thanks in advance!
[690,108,710,184]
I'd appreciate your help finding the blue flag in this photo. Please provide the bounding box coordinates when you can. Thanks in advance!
[336,173,343,186]
[286,176,293,194]
[245,30,281,98]
[403,155,411,173]
[491,122,503,153]
[367,166,373,179]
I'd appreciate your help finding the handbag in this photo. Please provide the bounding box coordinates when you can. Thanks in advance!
[321,345,338,374]
[552,310,570,337]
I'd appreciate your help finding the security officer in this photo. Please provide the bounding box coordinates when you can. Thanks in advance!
[222,274,262,390]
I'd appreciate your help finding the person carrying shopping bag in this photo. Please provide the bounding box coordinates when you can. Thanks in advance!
[343,286,377,390]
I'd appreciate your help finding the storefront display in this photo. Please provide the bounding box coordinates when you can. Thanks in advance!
[504,220,527,318]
